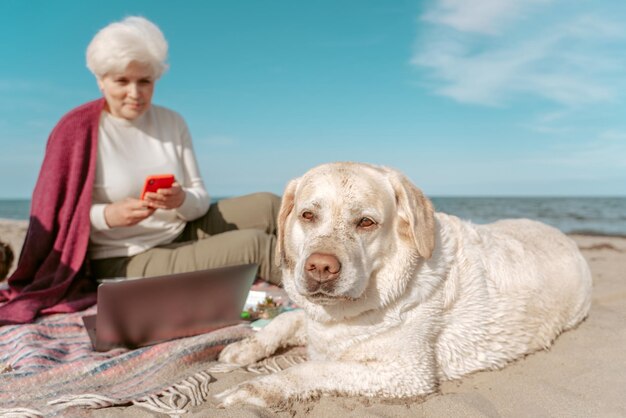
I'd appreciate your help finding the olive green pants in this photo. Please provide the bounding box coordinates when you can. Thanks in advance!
[90,192,282,285]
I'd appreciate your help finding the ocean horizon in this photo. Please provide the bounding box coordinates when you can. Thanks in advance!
[1,196,625,237]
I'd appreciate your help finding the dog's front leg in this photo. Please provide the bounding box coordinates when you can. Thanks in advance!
[215,358,437,408]
[219,309,306,366]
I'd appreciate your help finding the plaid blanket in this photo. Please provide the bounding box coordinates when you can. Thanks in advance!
[0,305,252,417]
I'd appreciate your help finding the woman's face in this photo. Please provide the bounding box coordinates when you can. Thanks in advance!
[98,61,155,120]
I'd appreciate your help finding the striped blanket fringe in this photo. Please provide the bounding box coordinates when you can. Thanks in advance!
[131,370,213,415]
[206,350,308,376]
[245,352,308,374]
[48,369,214,416]
[0,408,44,418]
[0,353,309,418]
[0,352,308,417]
[0,369,212,417]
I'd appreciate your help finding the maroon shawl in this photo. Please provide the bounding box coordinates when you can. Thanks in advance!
[0,99,105,324]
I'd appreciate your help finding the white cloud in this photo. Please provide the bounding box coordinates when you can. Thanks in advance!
[422,0,549,35]
[528,110,573,133]
[413,0,626,106]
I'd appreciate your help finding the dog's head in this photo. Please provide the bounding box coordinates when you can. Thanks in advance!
[276,162,435,321]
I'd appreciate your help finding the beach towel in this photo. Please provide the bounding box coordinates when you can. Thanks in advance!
[0,99,104,324]
[0,305,253,416]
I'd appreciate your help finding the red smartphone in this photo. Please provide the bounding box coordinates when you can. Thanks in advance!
[140,174,175,200]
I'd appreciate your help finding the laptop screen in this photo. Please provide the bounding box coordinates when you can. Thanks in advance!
[89,263,257,350]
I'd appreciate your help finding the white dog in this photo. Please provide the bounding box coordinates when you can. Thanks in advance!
[216,162,592,408]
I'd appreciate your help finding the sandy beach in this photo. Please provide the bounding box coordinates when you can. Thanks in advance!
[1,220,625,417]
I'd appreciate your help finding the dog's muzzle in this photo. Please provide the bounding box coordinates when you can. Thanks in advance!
[303,252,341,295]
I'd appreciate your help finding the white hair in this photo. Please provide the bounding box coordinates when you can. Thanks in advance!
[86,16,169,79]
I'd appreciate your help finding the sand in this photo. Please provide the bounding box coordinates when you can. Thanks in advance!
[1,220,625,417]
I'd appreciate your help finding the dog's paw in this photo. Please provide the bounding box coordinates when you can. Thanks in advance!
[218,336,268,366]
[214,377,285,408]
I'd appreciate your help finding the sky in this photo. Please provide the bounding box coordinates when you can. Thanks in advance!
[1,0,625,198]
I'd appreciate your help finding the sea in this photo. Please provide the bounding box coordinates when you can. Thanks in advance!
[1,197,625,237]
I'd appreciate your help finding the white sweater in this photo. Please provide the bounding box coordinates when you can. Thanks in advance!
[88,105,210,260]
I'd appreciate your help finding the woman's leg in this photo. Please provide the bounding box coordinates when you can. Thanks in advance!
[179,192,281,241]
[91,228,280,285]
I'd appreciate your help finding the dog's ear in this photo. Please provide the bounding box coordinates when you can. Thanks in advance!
[275,178,299,267]
[388,172,435,259]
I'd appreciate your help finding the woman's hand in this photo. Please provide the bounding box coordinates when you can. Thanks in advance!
[143,182,186,210]
[104,198,156,228]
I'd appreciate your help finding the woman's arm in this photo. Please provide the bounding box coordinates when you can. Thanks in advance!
[91,200,155,229]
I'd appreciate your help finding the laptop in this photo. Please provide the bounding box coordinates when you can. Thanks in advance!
[82,263,257,351]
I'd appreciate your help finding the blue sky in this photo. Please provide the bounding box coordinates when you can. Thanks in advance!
[1,0,625,198]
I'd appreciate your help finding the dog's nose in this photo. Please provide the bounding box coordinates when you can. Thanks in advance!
[305,253,341,284]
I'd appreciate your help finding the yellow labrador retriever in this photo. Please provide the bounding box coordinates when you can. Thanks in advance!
[216,162,592,407]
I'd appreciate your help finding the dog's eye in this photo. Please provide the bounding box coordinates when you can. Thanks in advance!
[357,217,376,228]
[301,211,314,221]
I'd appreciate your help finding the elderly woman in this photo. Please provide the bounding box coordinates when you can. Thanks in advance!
[0,17,280,324]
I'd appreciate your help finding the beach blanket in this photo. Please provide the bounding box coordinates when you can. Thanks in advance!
[0,305,253,417]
